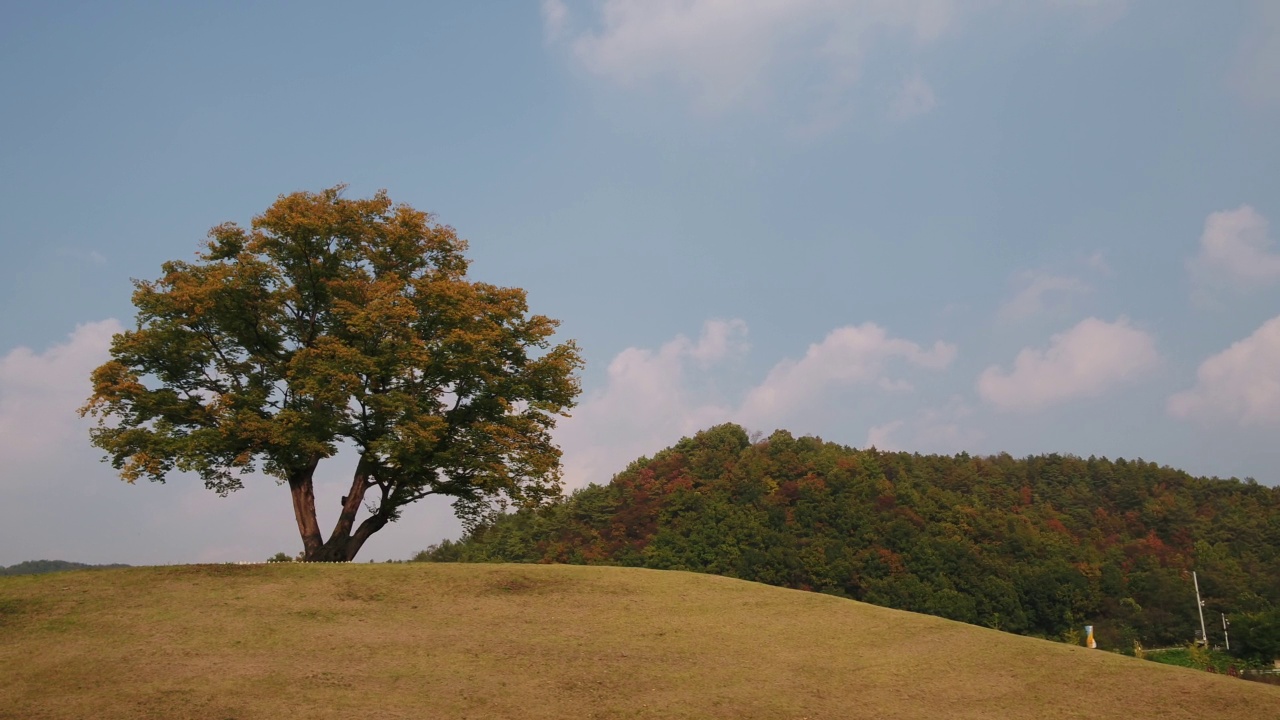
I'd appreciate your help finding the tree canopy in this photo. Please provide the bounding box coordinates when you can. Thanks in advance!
[82,186,582,561]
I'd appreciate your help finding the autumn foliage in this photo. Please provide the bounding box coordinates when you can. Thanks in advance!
[426,424,1280,651]
[82,187,581,561]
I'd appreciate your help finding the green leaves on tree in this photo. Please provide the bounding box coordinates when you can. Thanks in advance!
[82,186,582,562]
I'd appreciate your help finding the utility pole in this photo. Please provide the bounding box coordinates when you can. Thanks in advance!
[1222,613,1230,651]
[1193,571,1208,647]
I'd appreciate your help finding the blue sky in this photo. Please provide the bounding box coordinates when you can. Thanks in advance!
[2,1,1279,565]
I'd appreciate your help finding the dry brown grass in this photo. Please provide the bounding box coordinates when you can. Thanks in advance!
[1,563,1276,719]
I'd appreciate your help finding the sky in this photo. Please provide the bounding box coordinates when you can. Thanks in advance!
[2,0,1279,566]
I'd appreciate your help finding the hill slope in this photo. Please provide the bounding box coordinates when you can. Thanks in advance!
[2,564,1277,719]
[428,424,1280,650]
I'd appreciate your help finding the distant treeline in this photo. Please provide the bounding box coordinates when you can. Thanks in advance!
[419,424,1280,661]
[0,560,131,576]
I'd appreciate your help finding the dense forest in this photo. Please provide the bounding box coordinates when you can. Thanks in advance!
[423,424,1280,660]
[0,560,130,576]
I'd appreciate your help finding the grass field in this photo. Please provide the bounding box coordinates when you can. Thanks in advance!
[2,563,1277,719]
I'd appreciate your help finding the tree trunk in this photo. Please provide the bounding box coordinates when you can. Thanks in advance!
[306,516,386,562]
[328,455,373,544]
[288,457,324,559]
[310,537,351,562]
[343,513,389,560]
[296,454,388,562]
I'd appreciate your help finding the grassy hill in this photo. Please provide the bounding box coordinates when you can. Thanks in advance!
[2,564,1276,720]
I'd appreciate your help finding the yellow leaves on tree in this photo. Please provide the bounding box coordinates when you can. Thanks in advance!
[81,186,582,562]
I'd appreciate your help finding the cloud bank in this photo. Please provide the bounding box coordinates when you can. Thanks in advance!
[554,0,953,111]
[890,73,938,120]
[0,320,122,472]
[1168,314,1280,426]
[738,323,955,424]
[998,271,1092,322]
[555,318,956,488]
[865,396,980,453]
[1189,205,1280,287]
[542,0,1128,124]
[977,317,1159,411]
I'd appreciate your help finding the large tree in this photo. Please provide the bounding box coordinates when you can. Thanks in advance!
[82,187,582,561]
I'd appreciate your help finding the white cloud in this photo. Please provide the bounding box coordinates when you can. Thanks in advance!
[1189,205,1280,286]
[890,73,938,120]
[1168,314,1280,426]
[877,377,916,393]
[542,0,570,42]
[554,319,745,488]
[1233,0,1280,108]
[738,322,956,425]
[546,1,1127,123]
[555,319,955,488]
[866,396,980,453]
[0,320,122,470]
[865,420,905,449]
[1086,250,1111,275]
[977,317,1159,411]
[558,0,954,113]
[998,270,1091,322]
[689,317,749,365]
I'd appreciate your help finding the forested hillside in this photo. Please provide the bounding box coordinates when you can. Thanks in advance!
[0,560,130,576]
[424,424,1280,654]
